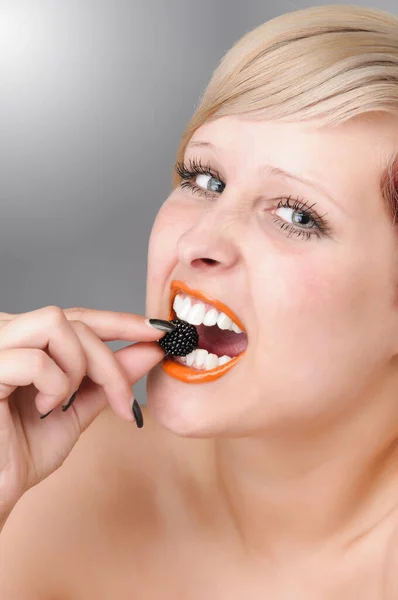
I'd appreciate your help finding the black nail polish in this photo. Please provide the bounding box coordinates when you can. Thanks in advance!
[62,391,78,412]
[148,319,176,333]
[132,399,144,428]
[40,409,53,419]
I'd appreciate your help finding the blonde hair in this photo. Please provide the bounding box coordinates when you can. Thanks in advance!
[172,4,398,224]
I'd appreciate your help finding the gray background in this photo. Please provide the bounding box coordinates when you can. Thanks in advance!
[0,0,396,402]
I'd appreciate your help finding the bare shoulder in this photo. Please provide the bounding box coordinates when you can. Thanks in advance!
[0,404,208,599]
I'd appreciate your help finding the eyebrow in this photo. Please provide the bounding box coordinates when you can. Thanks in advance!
[187,140,345,213]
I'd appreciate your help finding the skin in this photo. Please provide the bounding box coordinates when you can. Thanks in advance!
[2,114,398,598]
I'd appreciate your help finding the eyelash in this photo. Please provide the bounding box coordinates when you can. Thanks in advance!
[174,157,332,241]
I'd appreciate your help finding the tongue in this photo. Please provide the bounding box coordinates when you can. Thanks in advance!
[196,324,248,358]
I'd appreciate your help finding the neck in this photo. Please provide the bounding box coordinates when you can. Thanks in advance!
[215,380,398,556]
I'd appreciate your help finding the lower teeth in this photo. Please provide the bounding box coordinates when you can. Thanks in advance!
[174,348,233,371]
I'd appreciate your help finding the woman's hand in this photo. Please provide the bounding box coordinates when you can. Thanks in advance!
[0,305,169,523]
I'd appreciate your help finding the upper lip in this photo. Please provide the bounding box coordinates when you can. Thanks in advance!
[169,280,246,332]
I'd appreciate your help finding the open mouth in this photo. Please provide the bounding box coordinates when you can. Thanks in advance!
[161,280,248,383]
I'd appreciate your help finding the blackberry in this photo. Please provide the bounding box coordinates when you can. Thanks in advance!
[158,318,199,357]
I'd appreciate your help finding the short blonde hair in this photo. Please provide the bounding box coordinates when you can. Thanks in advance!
[173,4,398,224]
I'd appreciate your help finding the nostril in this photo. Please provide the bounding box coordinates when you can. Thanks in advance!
[189,258,219,269]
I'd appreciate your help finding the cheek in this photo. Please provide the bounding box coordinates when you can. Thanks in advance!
[146,199,195,308]
[245,255,375,420]
[254,252,378,374]
[253,251,341,323]
[147,204,177,274]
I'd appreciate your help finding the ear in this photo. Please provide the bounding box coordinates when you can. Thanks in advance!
[380,149,398,227]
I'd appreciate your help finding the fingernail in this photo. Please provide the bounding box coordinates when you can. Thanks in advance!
[145,318,176,333]
[62,391,78,412]
[40,409,53,419]
[132,398,144,428]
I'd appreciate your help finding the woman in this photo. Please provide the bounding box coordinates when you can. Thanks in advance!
[2,3,398,597]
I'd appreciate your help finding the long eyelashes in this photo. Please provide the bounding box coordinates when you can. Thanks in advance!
[175,157,223,184]
[273,196,332,239]
[174,157,333,241]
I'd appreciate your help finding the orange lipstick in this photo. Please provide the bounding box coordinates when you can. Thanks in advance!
[161,280,247,383]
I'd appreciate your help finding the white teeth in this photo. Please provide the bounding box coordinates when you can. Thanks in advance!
[180,349,233,371]
[171,294,242,371]
[218,355,232,366]
[203,307,218,326]
[172,293,244,334]
[173,294,184,314]
[185,350,196,367]
[179,296,191,320]
[185,303,206,326]
[217,312,233,330]
[194,349,208,368]
[205,352,219,370]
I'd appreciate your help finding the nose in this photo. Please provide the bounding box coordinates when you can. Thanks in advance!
[176,209,241,273]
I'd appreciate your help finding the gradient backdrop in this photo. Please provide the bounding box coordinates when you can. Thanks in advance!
[1,0,396,402]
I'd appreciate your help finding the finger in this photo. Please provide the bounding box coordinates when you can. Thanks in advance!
[0,306,175,341]
[66,320,151,422]
[63,307,172,342]
[0,305,167,413]
[0,348,70,404]
[0,307,84,354]
[0,306,168,420]
[66,341,165,431]
[114,341,165,382]
[0,310,87,413]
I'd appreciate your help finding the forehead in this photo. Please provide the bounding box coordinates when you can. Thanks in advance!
[188,115,398,202]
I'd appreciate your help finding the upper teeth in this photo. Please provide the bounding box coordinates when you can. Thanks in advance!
[173,293,243,334]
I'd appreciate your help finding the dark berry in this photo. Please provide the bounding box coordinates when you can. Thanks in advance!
[158,318,199,357]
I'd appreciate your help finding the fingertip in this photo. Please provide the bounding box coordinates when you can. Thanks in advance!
[62,390,78,412]
[116,404,136,423]
[39,409,53,419]
[35,392,62,416]
[132,398,144,428]
[145,319,176,335]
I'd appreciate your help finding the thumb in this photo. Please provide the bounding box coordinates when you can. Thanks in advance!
[114,341,165,384]
[74,341,165,431]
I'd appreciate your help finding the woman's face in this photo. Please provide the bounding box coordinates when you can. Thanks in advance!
[145,114,398,437]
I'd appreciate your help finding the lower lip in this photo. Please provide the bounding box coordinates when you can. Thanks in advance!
[161,353,245,383]
[160,306,246,384]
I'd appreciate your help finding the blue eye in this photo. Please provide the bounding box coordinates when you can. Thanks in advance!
[174,158,332,241]
[193,173,225,193]
[272,196,332,240]
[175,158,225,197]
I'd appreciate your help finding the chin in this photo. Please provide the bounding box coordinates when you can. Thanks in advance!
[145,357,268,439]
[146,366,221,437]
